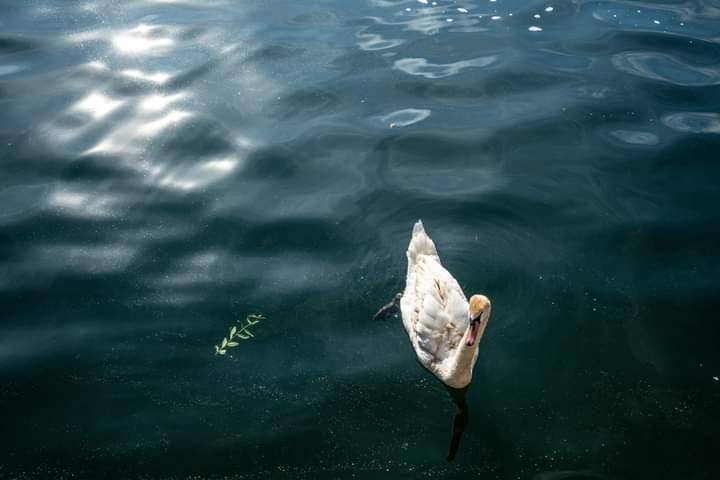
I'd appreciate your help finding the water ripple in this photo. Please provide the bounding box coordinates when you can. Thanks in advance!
[612,51,720,86]
[394,56,497,78]
[378,108,431,127]
[608,129,660,145]
[356,26,404,51]
[662,112,720,134]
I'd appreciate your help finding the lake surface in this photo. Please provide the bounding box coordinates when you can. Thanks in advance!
[1,0,719,478]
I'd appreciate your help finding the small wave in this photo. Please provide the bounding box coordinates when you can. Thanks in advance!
[393,56,497,79]
[378,108,431,127]
[612,51,720,86]
[662,112,720,134]
[608,129,660,145]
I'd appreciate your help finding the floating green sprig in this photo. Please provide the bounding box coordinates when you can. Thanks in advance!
[215,314,266,355]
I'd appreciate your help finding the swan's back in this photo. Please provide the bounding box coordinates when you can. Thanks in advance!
[400,221,470,373]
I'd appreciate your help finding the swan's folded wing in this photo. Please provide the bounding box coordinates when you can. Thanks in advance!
[412,256,469,362]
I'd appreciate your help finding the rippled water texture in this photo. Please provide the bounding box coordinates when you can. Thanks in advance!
[1,0,720,478]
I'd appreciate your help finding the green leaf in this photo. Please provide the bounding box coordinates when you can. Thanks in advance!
[214,313,267,356]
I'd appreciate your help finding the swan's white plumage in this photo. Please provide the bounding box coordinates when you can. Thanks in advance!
[400,220,482,388]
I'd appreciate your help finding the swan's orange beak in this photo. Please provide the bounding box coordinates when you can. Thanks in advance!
[466,294,491,347]
[466,318,480,347]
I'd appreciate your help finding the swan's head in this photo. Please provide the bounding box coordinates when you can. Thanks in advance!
[466,294,491,347]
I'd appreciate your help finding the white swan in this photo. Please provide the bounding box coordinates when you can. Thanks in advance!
[399,220,491,389]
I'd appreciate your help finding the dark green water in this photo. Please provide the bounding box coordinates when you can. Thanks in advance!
[1,0,720,478]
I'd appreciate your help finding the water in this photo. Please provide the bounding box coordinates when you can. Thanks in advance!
[1,0,719,478]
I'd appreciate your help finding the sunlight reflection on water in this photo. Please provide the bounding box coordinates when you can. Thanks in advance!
[43,17,259,194]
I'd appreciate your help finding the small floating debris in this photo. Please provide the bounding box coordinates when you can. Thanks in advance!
[545,6,554,12]
[528,25,543,31]
[418,0,428,4]
[214,314,266,356]
[405,7,412,11]
[446,18,454,22]
[491,15,501,20]
[534,14,541,18]
[389,123,396,128]
[714,376,719,382]
[458,8,468,13]
[653,20,661,24]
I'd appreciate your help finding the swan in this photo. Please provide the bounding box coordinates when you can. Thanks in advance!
[377,220,491,388]
[374,220,491,460]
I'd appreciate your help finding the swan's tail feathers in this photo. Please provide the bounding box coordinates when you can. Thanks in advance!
[407,220,439,269]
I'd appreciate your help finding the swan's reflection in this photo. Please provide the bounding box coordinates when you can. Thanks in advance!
[445,384,469,462]
[375,295,472,460]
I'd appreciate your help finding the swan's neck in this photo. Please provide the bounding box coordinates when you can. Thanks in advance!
[445,332,479,388]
